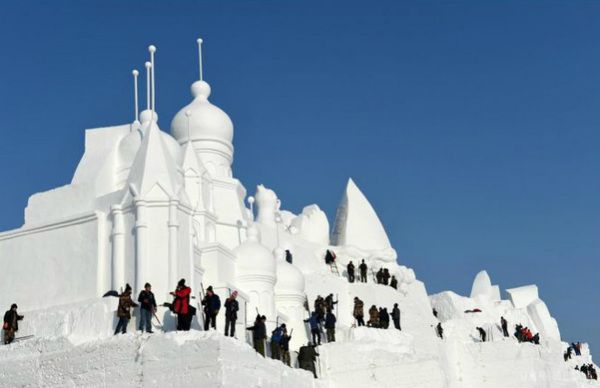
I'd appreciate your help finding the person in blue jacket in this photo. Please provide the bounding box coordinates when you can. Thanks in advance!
[304,311,321,346]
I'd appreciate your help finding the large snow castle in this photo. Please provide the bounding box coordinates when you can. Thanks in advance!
[0,41,597,388]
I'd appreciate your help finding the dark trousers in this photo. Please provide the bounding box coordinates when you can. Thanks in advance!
[115,317,129,334]
[254,338,265,357]
[326,328,335,342]
[311,328,321,345]
[177,313,192,331]
[204,311,217,331]
[393,318,401,330]
[270,341,281,359]
[3,328,15,344]
[138,308,153,332]
[360,272,367,282]
[348,272,355,283]
[502,326,509,337]
[300,362,317,378]
[356,316,365,326]
[224,318,236,337]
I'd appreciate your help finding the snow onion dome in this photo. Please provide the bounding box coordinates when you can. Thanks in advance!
[234,226,276,282]
[274,248,305,295]
[170,80,234,178]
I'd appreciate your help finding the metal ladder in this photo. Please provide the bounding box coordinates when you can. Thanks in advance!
[329,262,340,276]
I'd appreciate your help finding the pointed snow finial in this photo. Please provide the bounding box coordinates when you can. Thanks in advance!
[197,38,203,81]
[148,45,157,113]
[132,69,140,123]
[144,61,151,111]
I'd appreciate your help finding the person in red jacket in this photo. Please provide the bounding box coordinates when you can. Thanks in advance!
[171,279,192,331]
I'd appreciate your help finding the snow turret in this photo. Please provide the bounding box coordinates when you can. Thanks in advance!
[170,80,234,178]
[273,248,308,351]
[234,226,276,325]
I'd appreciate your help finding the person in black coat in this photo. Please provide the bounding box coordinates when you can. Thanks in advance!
[3,304,23,345]
[246,315,267,356]
[325,309,337,342]
[391,303,401,330]
[359,260,368,283]
[379,308,390,329]
[224,291,239,337]
[137,283,157,333]
[298,343,319,378]
[390,276,398,290]
[347,261,355,283]
[477,327,486,342]
[202,286,221,331]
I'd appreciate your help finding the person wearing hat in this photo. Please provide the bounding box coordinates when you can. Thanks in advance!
[115,284,138,335]
[201,285,221,331]
[3,303,23,345]
[137,283,157,333]
[246,315,267,357]
[171,279,192,331]
[224,290,239,337]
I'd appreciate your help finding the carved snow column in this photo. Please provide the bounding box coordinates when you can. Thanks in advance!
[134,198,148,293]
[111,205,125,290]
[168,198,180,288]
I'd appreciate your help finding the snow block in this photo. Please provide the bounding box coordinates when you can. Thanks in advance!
[506,285,539,309]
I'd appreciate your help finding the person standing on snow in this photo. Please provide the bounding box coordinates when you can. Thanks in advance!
[280,327,292,366]
[298,342,320,378]
[368,305,379,328]
[3,303,23,344]
[304,311,322,346]
[359,260,368,283]
[115,284,138,335]
[347,261,355,283]
[325,309,337,342]
[324,294,337,312]
[171,279,192,331]
[390,275,398,290]
[353,297,365,327]
[500,316,509,337]
[477,327,487,342]
[201,286,221,331]
[270,323,285,360]
[391,303,401,330]
[224,291,239,337]
[246,315,267,356]
[137,283,156,333]
[436,322,444,339]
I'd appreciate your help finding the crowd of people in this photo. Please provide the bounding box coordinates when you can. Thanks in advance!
[346,259,368,283]
[514,324,540,344]
[352,297,401,330]
[576,364,598,380]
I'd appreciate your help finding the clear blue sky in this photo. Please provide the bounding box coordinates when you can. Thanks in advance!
[1,1,598,350]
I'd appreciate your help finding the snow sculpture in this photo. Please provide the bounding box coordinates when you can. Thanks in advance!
[255,184,278,228]
[527,298,561,341]
[170,80,234,178]
[274,252,308,350]
[331,178,394,255]
[470,270,502,300]
[234,226,276,326]
[290,204,330,245]
[506,285,539,309]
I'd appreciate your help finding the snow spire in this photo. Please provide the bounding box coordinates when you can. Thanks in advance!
[145,61,151,111]
[148,45,157,114]
[197,38,203,81]
[132,69,140,124]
